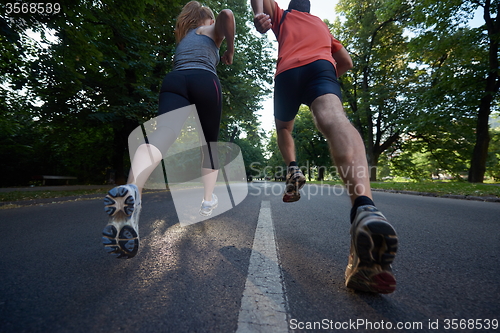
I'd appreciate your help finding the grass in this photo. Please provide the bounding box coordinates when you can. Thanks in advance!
[1,180,499,205]
[309,180,500,198]
[0,188,110,203]
[372,181,500,197]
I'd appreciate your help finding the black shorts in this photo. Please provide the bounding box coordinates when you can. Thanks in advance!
[158,69,222,144]
[147,69,222,169]
[274,60,342,122]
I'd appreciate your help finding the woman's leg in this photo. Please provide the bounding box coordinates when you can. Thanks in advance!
[187,72,223,202]
[128,81,191,196]
[127,143,163,196]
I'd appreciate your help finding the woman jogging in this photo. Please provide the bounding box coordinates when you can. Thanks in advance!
[101,1,235,259]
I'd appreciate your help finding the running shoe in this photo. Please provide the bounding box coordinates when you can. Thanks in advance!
[345,205,398,293]
[102,184,141,259]
[282,166,306,202]
[200,193,218,216]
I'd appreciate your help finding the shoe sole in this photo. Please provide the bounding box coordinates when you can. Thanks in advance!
[282,176,306,203]
[346,268,396,294]
[102,187,139,259]
[346,221,398,293]
[103,186,135,217]
[102,225,139,259]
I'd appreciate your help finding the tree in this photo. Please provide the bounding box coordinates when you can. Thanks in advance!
[331,0,413,181]
[410,0,500,182]
[1,7,55,186]
[213,0,274,144]
[1,0,273,186]
[399,23,480,180]
[17,0,177,184]
[487,114,500,180]
[233,134,266,179]
[264,131,286,179]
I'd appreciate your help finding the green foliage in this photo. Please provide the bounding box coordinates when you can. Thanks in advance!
[332,0,412,180]
[331,0,499,182]
[233,135,266,177]
[370,181,500,197]
[1,0,274,186]
[408,0,499,182]
[2,0,498,186]
[385,150,432,182]
[264,131,285,174]
[487,126,500,180]
[213,0,274,141]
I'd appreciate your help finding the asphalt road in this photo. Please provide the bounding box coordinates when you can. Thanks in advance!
[0,182,499,333]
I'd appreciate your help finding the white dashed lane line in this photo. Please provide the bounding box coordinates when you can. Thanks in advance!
[236,200,288,333]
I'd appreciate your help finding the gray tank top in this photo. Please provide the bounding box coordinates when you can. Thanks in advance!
[173,28,220,75]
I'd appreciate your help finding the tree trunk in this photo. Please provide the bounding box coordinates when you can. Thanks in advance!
[318,166,325,181]
[468,3,499,183]
[370,157,378,181]
[468,101,492,183]
[366,150,379,181]
[112,120,137,185]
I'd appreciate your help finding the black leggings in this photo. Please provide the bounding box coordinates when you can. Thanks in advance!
[147,69,222,169]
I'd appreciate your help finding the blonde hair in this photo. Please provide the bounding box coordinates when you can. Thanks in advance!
[175,1,215,43]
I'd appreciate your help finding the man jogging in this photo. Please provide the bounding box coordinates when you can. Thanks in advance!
[102,1,235,258]
[251,0,398,294]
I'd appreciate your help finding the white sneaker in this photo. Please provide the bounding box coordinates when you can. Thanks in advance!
[102,184,141,259]
[199,194,218,216]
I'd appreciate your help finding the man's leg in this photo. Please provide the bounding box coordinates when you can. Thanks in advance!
[275,118,306,202]
[310,94,371,203]
[275,118,296,166]
[311,93,398,294]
